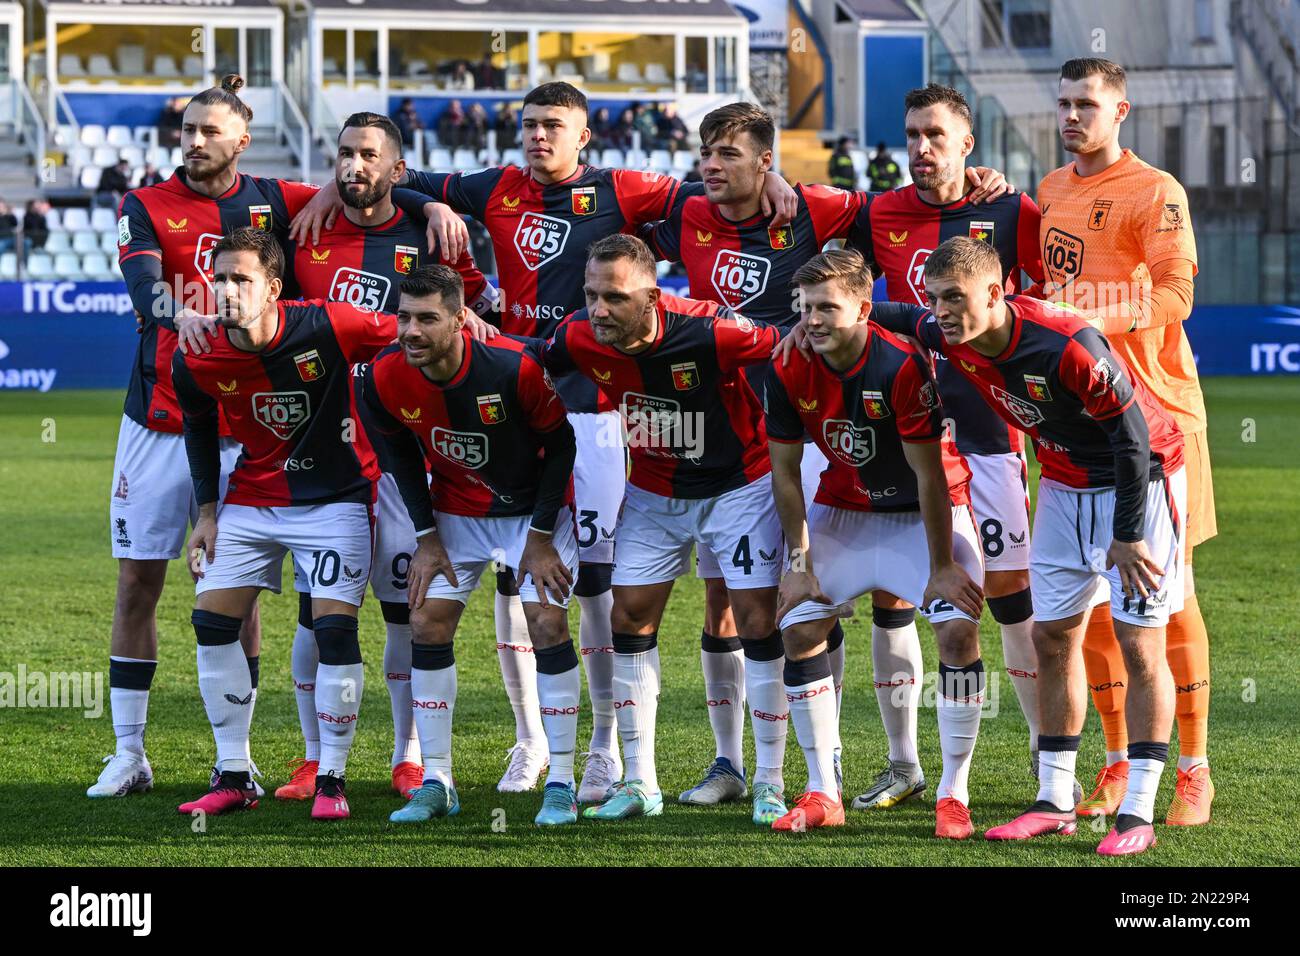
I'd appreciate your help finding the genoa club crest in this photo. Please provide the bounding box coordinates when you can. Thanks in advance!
[571,186,596,216]
[968,220,994,244]
[294,349,324,382]
[249,204,272,230]
[1023,374,1052,401]
[861,389,890,419]
[394,245,417,274]
[477,393,507,425]
[671,362,700,391]
[768,225,792,250]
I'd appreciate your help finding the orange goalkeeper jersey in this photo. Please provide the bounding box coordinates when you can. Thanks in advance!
[1037,149,1206,433]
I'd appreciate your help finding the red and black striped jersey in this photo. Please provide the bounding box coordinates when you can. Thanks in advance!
[642,183,865,331]
[847,186,1044,457]
[362,332,574,524]
[118,169,318,433]
[172,300,394,508]
[764,322,970,512]
[407,164,700,411]
[873,296,1184,541]
[292,206,494,317]
[543,292,779,499]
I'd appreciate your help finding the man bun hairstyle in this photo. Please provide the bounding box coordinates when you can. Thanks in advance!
[587,233,658,281]
[923,235,1002,283]
[1060,57,1127,96]
[189,73,254,125]
[699,101,775,154]
[400,264,465,312]
[212,226,284,282]
[523,81,589,118]
[903,83,974,130]
[340,111,404,155]
[793,248,874,300]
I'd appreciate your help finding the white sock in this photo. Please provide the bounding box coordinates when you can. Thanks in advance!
[785,653,839,797]
[536,642,581,787]
[291,623,320,762]
[316,662,363,778]
[196,640,252,773]
[108,656,155,757]
[495,591,545,749]
[936,662,985,806]
[701,634,745,768]
[411,644,457,786]
[1177,755,1208,773]
[999,618,1040,750]
[578,590,617,755]
[1108,749,1129,766]
[871,619,923,766]
[613,643,660,793]
[1037,747,1078,811]
[1119,752,1167,823]
[744,641,787,787]
[383,620,420,766]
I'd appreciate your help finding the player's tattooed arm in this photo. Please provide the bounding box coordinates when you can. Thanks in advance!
[769,437,830,620]
[903,439,984,619]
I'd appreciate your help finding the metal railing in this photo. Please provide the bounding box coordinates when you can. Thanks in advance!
[275,81,312,183]
[9,79,48,187]
[52,87,83,180]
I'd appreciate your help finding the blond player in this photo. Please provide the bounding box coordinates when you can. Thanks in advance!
[1038,57,1214,825]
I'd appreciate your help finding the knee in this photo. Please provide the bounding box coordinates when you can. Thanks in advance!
[781,620,830,660]
[526,608,571,649]
[410,602,455,644]
[117,561,165,608]
[984,569,1031,602]
[1031,621,1068,659]
[935,623,980,664]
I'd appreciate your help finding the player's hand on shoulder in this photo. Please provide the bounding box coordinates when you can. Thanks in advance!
[408,532,458,609]
[464,312,498,342]
[426,202,468,262]
[1106,538,1164,600]
[923,561,984,620]
[777,568,832,621]
[760,172,799,227]
[518,529,574,609]
[176,308,220,354]
[289,178,341,246]
[187,515,217,582]
[966,166,1014,204]
[771,320,811,366]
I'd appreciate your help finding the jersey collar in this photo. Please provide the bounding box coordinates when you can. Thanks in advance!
[174,168,243,202]
[815,323,874,379]
[1067,147,1135,184]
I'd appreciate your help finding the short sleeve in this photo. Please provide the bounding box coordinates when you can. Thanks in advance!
[762,363,805,443]
[713,313,782,373]
[542,315,579,377]
[360,353,406,436]
[1057,330,1137,421]
[843,193,878,268]
[802,183,867,244]
[611,168,683,226]
[516,349,567,434]
[327,301,399,363]
[892,350,945,442]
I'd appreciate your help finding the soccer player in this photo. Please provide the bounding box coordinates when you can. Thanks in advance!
[361,265,582,827]
[291,81,797,801]
[766,250,986,838]
[639,101,1008,808]
[844,84,1054,810]
[91,74,318,799]
[543,235,786,823]
[172,228,396,820]
[859,237,1186,856]
[1039,58,1214,825]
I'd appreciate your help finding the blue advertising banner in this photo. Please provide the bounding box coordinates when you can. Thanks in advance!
[0,282,1297,391]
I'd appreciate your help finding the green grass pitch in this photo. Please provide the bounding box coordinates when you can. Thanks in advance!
[0,380,1295,866]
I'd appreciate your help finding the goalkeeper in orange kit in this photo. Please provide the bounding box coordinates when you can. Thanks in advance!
[1036,57,1215,827]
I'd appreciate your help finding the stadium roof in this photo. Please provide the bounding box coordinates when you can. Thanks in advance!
[298,0,742,16]
[838,0,923,22]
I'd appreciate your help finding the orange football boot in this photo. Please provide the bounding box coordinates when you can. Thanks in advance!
[935,797,974,839]
[392,761,424,798]
[771,791,845,831]
[1165,766,1214,826]
[274,758,319,801]
[1075,761,1128,817]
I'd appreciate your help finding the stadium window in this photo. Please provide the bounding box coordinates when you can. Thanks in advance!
[714,37,738,93]
[684,36,708,93]
[57,22,199,84]
[1164,125,1183,183]
[1210,124,1226,187]
[386,29,526,91]
[1194,0,1215,43]
[215,28,239,82]
[537,32,675,92]
[247,29,272,87]
[979,0,1051,51]
[353,30,379,86]
[322,30,347,85]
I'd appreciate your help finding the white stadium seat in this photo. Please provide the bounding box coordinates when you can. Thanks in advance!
[502,148,524,166]
[148,146,172,169]
[153,55,179,78]
[645,63,670,85]
[170,147,183,167]
[62,207,91,232]
[43,232,72,254]
[428,148,454,171]
[91,208,118,232]
[80,167,102,191]
[73,232,101,254]
[117,45,146,76]
[134,126,156,146]
[672,150,695,172]
[45,208,63,231]
[88,55,116,79]
[119,146,145,169]
[92,146,119,168]
[101,231,120,255]
[68,146,92,172]
[479,147,500,166]
[54,252,85,278]
[25,253,55,280]
[617,63,642,83]
[649,149,672,172]
[0,253,16,279]
[83,253,117,279]
[54,125,78,148]
[106,125,134,148]
[59,54,85,78]
[80,125,106,148]
[602,148,625,168]
[625,147,648,168]
[183,56,204,78]
[452,148,478,170]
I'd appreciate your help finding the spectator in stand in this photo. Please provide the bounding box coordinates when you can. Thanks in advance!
[658,103,690,154]
[613,108,637,150]
[97,158,133,207]
[589,107,614,152]
[683,158,703,183]
[438,99,467,149]
[494,102,519,150]
[464,102,490,153]
[447,61,476,91]
[140,163,165,187]
[0,200,18,255]
[867,140,903,190]
[393,97,425,148]
[23,199,50,250]
[828,136,857,190]
[633,101,662,150]
[476,54,501,90]
[158,96,186,148]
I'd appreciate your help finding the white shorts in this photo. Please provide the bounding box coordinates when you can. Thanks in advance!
[697,442,826,580]
[109,414,241,560]
[966,451,1032,573]
[615,474,783,590]
[570,411,625,565]
[423,505,580,607]
[196,501,374,606]
[779,503,984,630]
[1030,470,1186,628]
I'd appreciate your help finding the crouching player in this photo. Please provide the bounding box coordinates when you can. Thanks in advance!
[361,265,584,827]
[766,249,987,838]
[172,228,396,819]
